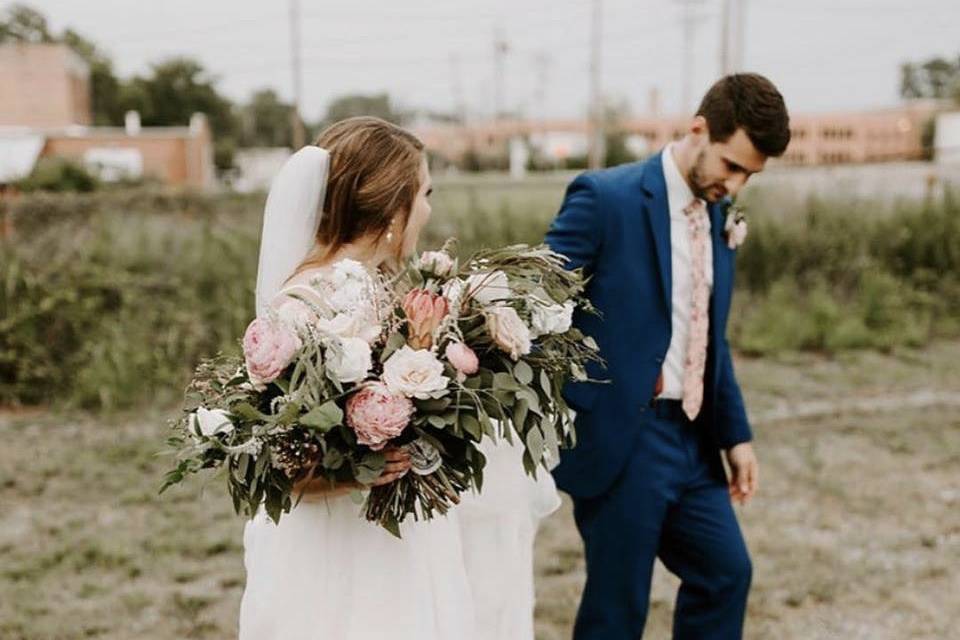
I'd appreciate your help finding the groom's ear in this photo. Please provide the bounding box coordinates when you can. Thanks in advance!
[689,115,710,141]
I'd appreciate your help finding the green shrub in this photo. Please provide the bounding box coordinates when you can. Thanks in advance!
[16,158,100,193]
[2,183,958,409]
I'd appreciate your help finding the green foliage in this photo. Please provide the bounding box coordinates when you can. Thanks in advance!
[321,93,405,128]
[2,184,959,409]
[240,89,294,148]
[2,191,256,409]
[16,158,99,193]
[899,55,960,101]
[0,4,53,43]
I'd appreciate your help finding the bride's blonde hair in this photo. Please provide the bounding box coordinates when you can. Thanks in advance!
[291,116,425,277]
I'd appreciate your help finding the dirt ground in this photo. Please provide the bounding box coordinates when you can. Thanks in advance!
[2,343,958,639]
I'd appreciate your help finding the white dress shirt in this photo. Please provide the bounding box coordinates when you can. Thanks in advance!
[658,144,713,399]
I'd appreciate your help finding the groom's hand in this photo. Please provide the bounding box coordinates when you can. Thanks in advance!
[725,443,759,505]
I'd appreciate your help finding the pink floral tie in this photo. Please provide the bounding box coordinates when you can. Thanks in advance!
[682,198,709,421]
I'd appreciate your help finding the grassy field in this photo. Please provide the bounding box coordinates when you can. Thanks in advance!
[2,343,958,639]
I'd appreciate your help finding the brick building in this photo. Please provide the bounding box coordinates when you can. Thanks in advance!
[415,101,940,168]
[0,43,214,188]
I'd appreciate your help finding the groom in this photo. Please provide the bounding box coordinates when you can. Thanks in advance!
[546,73,790,639]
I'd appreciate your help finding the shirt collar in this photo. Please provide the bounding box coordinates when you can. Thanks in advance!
[662,143,699,218]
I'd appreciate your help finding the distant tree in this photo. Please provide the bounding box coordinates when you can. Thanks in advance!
[322,93,405,127]
[61,29,125,126]
[900,54,960,160]
[0,4,53,43]
[900,55,960,102]
[240,89,294,147]
[121,58,240,169]
[602,98,639,167]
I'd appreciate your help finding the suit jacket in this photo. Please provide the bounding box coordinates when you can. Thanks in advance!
[546,152,752,499]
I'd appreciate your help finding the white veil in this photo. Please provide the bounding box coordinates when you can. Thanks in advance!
[254,146,330,317]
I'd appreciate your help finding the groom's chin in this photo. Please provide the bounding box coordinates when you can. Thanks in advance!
[703,187,726,203]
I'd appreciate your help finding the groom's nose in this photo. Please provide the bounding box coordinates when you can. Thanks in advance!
[724,173,748,197]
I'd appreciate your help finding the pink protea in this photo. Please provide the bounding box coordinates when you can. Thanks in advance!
[243,317,302,389]
[345,382,415,450]
[444,341,479,379]
[402,288,449,349]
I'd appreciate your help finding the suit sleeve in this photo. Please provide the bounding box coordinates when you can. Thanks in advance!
[715,337,753,448]
[544,173,604,274]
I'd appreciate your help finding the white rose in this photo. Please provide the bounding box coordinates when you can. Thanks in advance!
[326,336,373,384]
[466,270,512,307]
[485,305,532,360]
[189,407,234,440]
[382,346,450,399]
[419,250,455,277]
[317,310,382,345]
[531,300,575,337]
[274,297,314,331]
[331,258,370,285]
[442,278,465,320]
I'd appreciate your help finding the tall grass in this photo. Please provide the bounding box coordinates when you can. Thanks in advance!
[2,182,958,409]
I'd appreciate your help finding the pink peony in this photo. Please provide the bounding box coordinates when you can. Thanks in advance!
[444,341,479,379]
[243,317,302,389]
[403,288,449,349]
[345,382,415,450]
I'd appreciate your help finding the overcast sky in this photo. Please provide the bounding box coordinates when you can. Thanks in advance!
[17,0,960,121]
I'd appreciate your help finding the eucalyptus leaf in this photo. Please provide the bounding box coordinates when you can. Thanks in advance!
[539,369,552,396]
[301,401,344,432]
[543,419,560,465]
[525,425,545,464]
[322,448,345,470]
[461,414,482,439]
[513,398,529,433]
[493,372,521,391]
[380,332,406,363]
[233,402,265,422]
[513,360,534,385]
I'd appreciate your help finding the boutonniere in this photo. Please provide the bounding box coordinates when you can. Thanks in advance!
[724,204,748,250]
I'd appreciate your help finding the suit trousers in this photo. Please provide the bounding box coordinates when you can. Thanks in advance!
[570,402,752,639]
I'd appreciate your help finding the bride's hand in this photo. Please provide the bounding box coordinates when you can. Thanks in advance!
[370,447,413,487]
[293,447,412,500]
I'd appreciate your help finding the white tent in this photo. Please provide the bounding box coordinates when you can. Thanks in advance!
[0,130,45,183]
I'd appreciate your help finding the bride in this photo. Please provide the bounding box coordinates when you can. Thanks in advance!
[237,116,559,640]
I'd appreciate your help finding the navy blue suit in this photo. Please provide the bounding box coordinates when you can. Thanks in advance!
[546,152,753,639]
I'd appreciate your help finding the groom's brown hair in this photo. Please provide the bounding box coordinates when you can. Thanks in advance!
[697,73,791,157]
[293,116,425,274]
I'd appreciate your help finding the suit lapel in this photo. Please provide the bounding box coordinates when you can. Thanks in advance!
[640,152,672,311]
[709,201,729,335]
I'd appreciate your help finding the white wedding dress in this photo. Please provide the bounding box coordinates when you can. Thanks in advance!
[238,440,559,640]
[458,437,561,640]
[239,146,561,639]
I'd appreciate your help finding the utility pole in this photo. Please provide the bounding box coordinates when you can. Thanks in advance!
[289,0,306,149]
[533,51,551,130]
[587,0,604,170]
[493,26,509,121]
[720,0,732,76]
[450,53,466,124]
[734,0,748,71]
[677,0,706,113]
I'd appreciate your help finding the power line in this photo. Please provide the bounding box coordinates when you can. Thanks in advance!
[676,0,708,113]
[493,25,509,120]
[288,0,305,148]
[587,0,604,170]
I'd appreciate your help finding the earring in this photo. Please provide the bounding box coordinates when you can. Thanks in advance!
[386,231,394,243]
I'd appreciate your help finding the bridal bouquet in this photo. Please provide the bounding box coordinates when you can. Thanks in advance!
[160,241,601,536]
